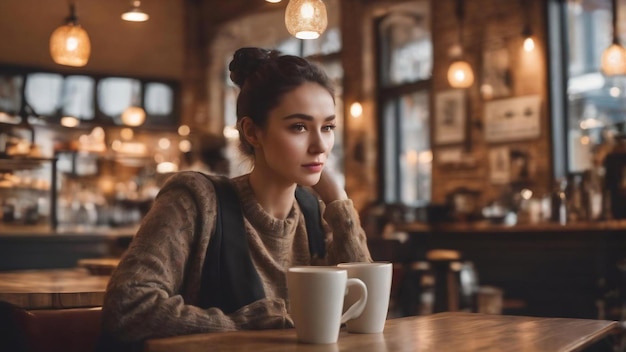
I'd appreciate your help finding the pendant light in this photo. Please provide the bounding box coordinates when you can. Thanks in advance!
[601,0,626,75]
[285,0,328,40]
[122,0,149,22]
[49,1,91,67]
[521,0,535,52]
[447,0,474,88]
[121,106,146,126]
[522,26,535,52]
[121,83,146,127]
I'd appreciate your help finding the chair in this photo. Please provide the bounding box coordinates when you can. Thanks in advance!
[0,301,102,352]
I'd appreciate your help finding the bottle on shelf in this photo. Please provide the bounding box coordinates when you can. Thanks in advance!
[603,132,626,220]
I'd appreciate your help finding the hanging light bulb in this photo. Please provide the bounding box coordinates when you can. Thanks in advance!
[520,0,535,52]
[447,0,474,88]
[49,2,91,67]
[523,36,535,52]
[522,24,535,52]
[602,0,626,75]
[266,0,282,2]
[121,106,146,126]
[602,43,626,75]
[447,60,475,88]
[350,102,363,119]
[285,0,328,40]
[122,0,149,22]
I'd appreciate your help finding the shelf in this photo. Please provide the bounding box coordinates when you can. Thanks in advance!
[0,157,55,171]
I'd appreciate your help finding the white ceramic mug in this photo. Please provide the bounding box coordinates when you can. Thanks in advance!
[337,262,393,333]
[287,266,368,344]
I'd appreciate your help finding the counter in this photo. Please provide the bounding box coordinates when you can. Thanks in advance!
[0,225,135,271]
[394,219,626,233]
[388,220,626,320]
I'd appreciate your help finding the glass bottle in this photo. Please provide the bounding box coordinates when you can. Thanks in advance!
[603,134,626,219]
[550,178,568,225]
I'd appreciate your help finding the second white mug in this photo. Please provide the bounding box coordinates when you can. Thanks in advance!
[337,262,393,334]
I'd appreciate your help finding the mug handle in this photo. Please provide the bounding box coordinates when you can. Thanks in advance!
[340,278,368,324]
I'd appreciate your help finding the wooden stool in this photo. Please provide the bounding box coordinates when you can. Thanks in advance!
[426,249,463,313]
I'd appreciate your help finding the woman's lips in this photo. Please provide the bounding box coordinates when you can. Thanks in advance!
[302,163,323,173]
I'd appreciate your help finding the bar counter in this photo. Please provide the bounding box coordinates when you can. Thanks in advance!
[394,219,626,233]
[0,224,134,271]
[386,219,626,320]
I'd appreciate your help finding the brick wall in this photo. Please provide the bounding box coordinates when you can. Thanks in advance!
[430,0,551,205]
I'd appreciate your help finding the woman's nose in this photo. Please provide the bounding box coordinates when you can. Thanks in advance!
[308,130,331,154]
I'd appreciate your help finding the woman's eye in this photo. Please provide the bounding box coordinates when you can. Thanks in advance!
[322,124,337,132]
[291,124,306,132]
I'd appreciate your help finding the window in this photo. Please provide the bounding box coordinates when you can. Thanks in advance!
[377,6,433,206]
[0,66,179,130]
[549,0,624,176]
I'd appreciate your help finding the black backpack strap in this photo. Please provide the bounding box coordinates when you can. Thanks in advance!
[295,186,326,259]
[198,174,265,314]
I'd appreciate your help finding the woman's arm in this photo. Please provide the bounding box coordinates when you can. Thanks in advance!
[312,170,372,265]
[101,172,291,343]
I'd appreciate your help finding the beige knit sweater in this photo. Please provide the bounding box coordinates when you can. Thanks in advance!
[101,171,371,342]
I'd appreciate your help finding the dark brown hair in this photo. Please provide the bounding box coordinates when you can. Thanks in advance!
[228,47,335,155]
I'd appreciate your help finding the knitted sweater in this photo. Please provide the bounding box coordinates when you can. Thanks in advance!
[101,171,372,342]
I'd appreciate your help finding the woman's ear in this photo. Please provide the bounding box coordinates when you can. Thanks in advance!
[240,117,261,149]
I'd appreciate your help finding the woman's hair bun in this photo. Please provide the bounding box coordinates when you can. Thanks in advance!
[229,47,280,87]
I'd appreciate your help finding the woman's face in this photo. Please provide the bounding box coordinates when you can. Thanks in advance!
[253,82,336,187]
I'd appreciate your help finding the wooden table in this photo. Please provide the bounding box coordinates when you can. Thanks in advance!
[144,312,621,352]
[0,268,109,309]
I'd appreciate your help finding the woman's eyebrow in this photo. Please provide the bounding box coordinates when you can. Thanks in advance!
[282,113,336,121]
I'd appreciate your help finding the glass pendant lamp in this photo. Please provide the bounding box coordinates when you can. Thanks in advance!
[285,0,328,40]
[49,2,91,67]
[447,60,474,88]
[447,0,474,88]
[601,0,626,75]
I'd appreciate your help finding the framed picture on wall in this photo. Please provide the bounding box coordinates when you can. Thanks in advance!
[484,95,541,143]
[480,46,512,100]
[489,146,510,184]
[434,89,466,145]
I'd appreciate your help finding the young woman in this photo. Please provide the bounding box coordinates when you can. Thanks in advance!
[100,47,372,345]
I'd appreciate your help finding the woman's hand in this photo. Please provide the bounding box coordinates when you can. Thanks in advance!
[231,298,294,330]
[312,168,348,204]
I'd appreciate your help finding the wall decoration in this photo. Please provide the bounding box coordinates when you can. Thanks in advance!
[480,46,512,100]
[489,146,510,184]
[437,146,477,172]
[484,95,541,143]
[434,89,466,145]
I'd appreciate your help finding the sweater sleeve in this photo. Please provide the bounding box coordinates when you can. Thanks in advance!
[101,172,290,343]
[322,199,372,265]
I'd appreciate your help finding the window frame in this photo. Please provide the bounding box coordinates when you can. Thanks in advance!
[375,10,433,206]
